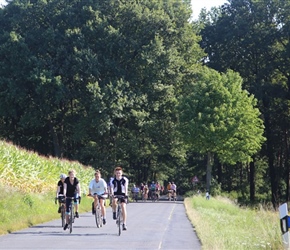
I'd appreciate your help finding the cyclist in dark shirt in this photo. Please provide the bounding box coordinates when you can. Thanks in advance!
[110,166,129,231]
[56,173,66,213]
[63,169,81,231]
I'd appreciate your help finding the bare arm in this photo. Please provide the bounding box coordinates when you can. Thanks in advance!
[56,185,60,197]
[76,183,81,196]
[63,183,67,197]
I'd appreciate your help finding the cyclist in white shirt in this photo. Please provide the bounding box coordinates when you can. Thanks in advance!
[88,170,108,225]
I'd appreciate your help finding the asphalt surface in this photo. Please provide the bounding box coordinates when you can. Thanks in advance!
[0,199,201,250]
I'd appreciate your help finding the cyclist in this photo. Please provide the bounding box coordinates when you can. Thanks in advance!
[140,183,144,200]
[63,169,81,231]
[110,166,129,230]
[143,184,149,201]
[167,182,172,200]
[107,176,114,206]
[131,184,140,201]
[56,173,66,213]
[149,181,156,200]
[171,182,177,200]
[88,170,108,225]
[155,181,161,200]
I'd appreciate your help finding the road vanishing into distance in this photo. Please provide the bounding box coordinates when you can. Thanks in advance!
[0,200,201,250]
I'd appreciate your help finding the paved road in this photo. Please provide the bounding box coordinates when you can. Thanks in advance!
[0,200,201,250]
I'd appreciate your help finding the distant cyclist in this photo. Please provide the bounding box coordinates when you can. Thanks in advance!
[88,170,108,225]
[63,169,81,231]
[171,182,177,199]
[167,182,172,200]
[107,176,114,206]
[149,181,156,200]
[131,184,140,201]
[110,166,129,230]
[56,173,66,213]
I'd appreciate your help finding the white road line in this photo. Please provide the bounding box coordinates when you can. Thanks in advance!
[158,203,176,249]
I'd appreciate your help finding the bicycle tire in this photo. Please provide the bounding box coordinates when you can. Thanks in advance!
[61,205,65,227]
[99,208,103,227]
[95,208,100,228]
[117,205,121,236]
[69,204,73,233]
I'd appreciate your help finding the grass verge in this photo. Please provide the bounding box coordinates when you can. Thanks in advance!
[184,196,283,250]
[0,185,98,235]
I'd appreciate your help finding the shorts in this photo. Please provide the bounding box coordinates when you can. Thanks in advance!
[93,193,108,199]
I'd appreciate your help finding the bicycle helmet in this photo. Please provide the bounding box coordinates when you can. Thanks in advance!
[60,173,67,179]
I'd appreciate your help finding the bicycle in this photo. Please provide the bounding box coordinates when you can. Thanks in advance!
[170,191,177,202]
[66,196,80,233]
[132,192,138,202]
[88,194,107,228]
[114,195,126,236]
[151,191,158,202]
[168,190,173,201]
[55,195,66,227]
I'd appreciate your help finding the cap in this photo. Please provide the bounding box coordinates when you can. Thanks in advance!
[60,173,67,179]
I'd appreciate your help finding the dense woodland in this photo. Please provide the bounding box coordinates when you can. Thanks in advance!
[0,0,288,209]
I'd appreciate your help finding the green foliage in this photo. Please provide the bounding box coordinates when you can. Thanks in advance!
[0,0,203,184]
[178,67,265,164]
[198,0,290,206]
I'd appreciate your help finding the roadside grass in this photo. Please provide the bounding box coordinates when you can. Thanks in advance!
[184,196,283,250]
[0,185,96,235]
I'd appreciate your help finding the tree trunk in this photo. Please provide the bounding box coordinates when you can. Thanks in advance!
[49,121,61,158]
[264,116,279,209]
[249,161,255,202]
[206,152,214,192]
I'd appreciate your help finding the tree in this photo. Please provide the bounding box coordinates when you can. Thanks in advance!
[199,0,290,207]
[0,0,204,184]
[177,66,265,191]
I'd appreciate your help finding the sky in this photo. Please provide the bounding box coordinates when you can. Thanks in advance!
[191,0,228,19]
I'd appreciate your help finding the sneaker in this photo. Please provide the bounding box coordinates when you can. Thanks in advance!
[122,224,127,230]
[58,207,61,213]
[113,212,116,220]
[103,218,106,225]
[75,212,79,218]
[63,223,68,230]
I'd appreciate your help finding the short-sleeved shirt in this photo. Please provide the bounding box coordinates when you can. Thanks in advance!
[150,184,156,191]
[64,177,79,197]
[89,178,107,195]
[57,180,64,195]
[131,187,140,193]
[110,176,128,195]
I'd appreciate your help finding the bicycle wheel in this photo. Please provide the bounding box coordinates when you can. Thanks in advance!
[95,207,100,228]
[99,208,103,228]
[61,205,65,227]
[69,205,73,233]
[117,205,121,236]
